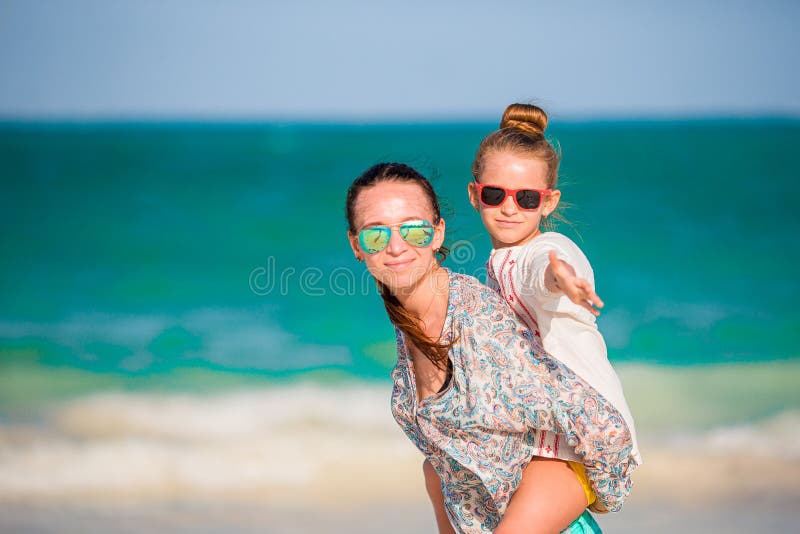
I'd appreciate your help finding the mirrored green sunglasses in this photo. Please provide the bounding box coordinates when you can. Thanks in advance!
[358,219,435,255]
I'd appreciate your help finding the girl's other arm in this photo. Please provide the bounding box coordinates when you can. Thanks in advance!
[544,250,604,316]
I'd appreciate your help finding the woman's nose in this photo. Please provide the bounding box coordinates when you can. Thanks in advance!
[384,228,408,255]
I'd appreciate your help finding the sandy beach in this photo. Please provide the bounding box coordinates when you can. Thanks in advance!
[3,498,799,534]
[2,443,798,533]
[1,486,797,533]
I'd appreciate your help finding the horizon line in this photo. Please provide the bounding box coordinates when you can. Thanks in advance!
[1,112,799,127]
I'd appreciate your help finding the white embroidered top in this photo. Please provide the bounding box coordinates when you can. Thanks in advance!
[486,232,642,465]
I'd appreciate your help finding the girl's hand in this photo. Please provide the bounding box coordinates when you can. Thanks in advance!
[548,250,604,316]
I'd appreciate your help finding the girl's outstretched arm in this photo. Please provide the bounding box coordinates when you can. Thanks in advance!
[494,457,587,534]
[423,459,457,534]
[545,250,604,316]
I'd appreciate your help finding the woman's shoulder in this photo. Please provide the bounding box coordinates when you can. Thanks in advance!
[448,269,484,288]
[448,269,502,301]
[446,269,525,327]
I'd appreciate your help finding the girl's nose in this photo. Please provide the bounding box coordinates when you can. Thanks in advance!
[500,194,518,215]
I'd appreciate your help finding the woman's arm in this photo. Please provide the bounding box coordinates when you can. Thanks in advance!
[493,457,587,534]
[423,459,457,534]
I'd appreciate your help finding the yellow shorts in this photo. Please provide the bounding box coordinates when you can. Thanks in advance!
[567,461,596,506]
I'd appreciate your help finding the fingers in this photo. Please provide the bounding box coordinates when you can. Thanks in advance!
[571,280,604,316]
[548,250,606,314]
[583,302,601,316]
[578,280,604,309]
[575,297,600,316]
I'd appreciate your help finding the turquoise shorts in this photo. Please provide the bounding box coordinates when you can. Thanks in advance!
[563,510,602,534]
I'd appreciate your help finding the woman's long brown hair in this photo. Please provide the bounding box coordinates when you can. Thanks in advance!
[346,163,453,371]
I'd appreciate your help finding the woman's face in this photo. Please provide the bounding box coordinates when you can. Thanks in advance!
[468,150,561,248]
[348,181,445,295]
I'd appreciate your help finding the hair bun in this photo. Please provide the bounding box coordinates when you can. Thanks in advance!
[500,103,548,136]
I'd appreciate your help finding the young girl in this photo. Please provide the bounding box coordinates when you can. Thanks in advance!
[466,103,642,518]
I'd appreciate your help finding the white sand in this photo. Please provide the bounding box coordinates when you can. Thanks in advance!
[1,449,798,533]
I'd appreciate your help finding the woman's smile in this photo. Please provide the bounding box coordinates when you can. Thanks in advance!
[384,258,415,270]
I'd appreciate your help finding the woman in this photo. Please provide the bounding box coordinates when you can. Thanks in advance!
[345,163,636,533]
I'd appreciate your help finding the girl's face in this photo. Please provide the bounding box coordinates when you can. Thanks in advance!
[468,150,561,249]
[348,181,445,295]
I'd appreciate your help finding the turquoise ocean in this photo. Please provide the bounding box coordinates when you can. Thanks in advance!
[1,120,799,505]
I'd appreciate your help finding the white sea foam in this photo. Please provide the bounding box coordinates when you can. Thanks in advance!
[666,410,800,459]
[1,374,799,504]
[0,357,798,503]
[0,383,421,503]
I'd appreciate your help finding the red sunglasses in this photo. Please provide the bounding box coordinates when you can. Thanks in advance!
[474,182,552,211]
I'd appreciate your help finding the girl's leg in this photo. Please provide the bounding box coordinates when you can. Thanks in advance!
[423,459,457,534]
[494,457,587,534]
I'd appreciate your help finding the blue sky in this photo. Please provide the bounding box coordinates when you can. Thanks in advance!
[1,0,798,120]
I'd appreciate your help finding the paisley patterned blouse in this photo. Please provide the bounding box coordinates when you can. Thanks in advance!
[390,270,637,533]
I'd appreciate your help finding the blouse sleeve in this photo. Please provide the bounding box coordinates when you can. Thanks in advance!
[510,351,637,513]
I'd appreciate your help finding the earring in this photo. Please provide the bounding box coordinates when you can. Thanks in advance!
[356,255,364,262]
